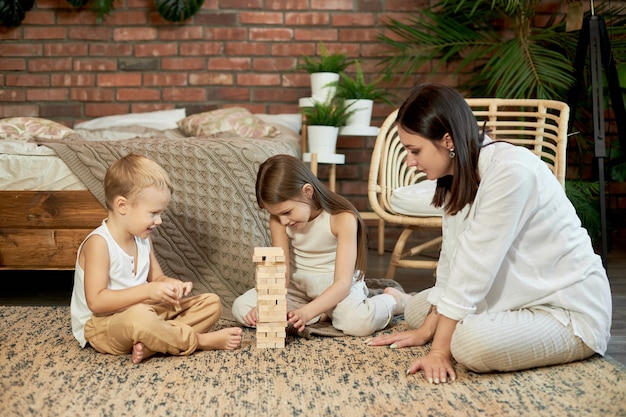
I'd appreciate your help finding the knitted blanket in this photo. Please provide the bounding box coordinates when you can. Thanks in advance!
[42,133,300,316]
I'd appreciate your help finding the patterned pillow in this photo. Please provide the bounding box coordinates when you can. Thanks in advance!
[177,107,278,138]
[0,117,80,141]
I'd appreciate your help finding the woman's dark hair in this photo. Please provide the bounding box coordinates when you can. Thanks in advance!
[396,83,483,215]
[256,154,367,278]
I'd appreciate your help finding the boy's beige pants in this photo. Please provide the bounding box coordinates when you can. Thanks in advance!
[84,293,221,356]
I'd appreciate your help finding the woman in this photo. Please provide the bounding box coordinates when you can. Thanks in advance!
[370,83,612,384]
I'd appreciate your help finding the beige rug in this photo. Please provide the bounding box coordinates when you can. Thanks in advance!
[1,306,625,417]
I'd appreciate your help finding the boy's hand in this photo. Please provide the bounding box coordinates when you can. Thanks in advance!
[149,281,185,306]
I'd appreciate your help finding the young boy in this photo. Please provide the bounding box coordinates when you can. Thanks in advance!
[70,153,242,363]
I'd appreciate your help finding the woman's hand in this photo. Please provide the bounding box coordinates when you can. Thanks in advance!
[407,349,456,384]
[367,328,431,348]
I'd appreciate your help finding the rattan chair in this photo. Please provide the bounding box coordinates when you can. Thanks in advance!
[368,98,570,279]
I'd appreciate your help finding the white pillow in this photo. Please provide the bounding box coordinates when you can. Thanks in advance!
[390,180,443,216]
[254,113,302,134]
[74,108,186,130]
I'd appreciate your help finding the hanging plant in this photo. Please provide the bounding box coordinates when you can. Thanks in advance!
[155,0,204,22]
[64,0,204,22]
[0,0,34,27]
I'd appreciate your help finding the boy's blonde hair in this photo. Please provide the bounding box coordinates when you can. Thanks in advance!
[104,153,173,210]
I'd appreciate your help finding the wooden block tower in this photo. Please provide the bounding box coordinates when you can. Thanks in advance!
[254,247,288,348]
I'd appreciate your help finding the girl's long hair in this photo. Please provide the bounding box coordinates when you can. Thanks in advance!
[256,154,367,278]
[397,83,484,215]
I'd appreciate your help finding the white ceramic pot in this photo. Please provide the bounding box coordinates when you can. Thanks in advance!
[345,99,374,126]
[310,72,339,103]
[307,125,339,155]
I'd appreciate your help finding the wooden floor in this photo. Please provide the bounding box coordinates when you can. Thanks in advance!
[1,235,624,367]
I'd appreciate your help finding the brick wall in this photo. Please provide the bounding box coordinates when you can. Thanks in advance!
[1,0,624,245]
[0,0,436,249]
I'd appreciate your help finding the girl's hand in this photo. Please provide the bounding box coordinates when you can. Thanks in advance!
[287,308,311,332]
[407,349,456,384]
[243,307,258,327]
[367,329,430,348]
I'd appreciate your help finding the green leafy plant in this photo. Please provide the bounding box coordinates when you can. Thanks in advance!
[377,0,626,245]
[297,43,353,74]
[0,0,34,27]
[64,0,204,22]
[300,99,355,127]
[332,61,396,106]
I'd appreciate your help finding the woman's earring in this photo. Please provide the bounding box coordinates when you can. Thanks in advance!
[449,148,456,158]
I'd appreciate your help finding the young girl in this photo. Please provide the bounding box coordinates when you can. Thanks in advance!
[231,154,398,336]
[70,153,242,363]
[368,83,612,384]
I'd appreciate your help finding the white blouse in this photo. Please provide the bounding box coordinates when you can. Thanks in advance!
[428,141,612,354]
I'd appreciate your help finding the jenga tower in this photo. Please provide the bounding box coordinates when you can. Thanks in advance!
[254,247,288,348]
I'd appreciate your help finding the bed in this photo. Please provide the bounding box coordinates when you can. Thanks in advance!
[0,108,302,311]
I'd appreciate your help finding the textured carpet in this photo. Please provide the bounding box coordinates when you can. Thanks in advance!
[1,306,625,417]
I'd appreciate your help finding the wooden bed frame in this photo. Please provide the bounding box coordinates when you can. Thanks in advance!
[0,190,106,270]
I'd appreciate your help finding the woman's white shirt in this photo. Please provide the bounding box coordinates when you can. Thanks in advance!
[428,141,612,355]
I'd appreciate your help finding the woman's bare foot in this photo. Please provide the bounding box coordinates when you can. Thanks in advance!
[384,287,412,315]
[131,342,155,364]
[197,327,243,350]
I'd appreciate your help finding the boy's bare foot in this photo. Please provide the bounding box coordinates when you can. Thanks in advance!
[384,287,412,315]
[197,327,243,350]
[131,342,155,364]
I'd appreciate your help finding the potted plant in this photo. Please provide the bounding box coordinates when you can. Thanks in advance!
[332,60,396,127]
[300,99,355,155]
[298,43,353,103]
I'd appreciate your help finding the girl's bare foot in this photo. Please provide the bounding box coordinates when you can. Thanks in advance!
[131,342,155,364]
[197,327,243,350]
[384,287,412,315]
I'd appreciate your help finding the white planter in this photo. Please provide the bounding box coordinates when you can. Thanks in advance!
[307,125,339,155]
[345,98,374,126]
[310,72,339,103]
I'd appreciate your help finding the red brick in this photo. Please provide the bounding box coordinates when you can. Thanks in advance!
[5,74,50,87]
[180,42,223,56]
[0,90,26,102]
[51,74,96,87]
[73,59,118,72]
[162,57,206,71]
[162,88,207,101]
[332,13,376,26]
[213,87,252,101]
[311,0,354,11]
[113,27,158,42]
[249,28,294,42]
[44,43,88,56]
[189,73,234,86]
[159,27,204,40]
[294,28,338,41]
[0,59,26,71]
[135,43,178,57]
[108,11,148,25]
[26,88,69,101]
[221,0,263,8]
[28,58,72,72]
[71,88,115,102]
[21,11,55,25]
[23,27,67,40]
[0,44,42,57]
[0,104,39,117]
[237,73,281,86]
[143,73,188,86]
[206,28,247,41]
[225,42,271,56]
[69,27,113,41]
[285,12,329,25]
[85,103,130,118]
[208,57,251,71]
[253,57,298,72]
[240,12,284,25]
[266,0,308,10]
[117,88,161,101]
[97,73,142,87]
[89,44,133,56]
